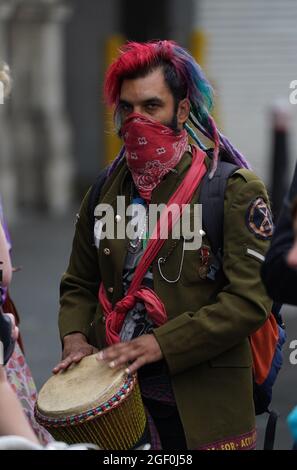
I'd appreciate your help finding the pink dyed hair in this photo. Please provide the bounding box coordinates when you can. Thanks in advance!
[104,41,178,106]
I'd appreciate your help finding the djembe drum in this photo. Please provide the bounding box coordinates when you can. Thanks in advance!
[34,355,147,450]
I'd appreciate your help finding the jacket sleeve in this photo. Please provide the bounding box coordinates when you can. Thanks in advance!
[154,171,273,375]
[58,188,101,341]
[261,161,297,304]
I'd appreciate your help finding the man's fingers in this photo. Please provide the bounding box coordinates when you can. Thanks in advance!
[96,336,161,374]
[52,360,70,374]
[72,352,85,363]
[52,363,66,374]
[102,346,147,371]
[126,356,146,375]
[99,343,138,362]
[108,353,131,369]
[52,354,77,374]
[53,347,96,374]
[62,345,90,361]
[63,354,79,367]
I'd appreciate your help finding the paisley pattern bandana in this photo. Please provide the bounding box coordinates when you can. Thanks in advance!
[122,113,189,202]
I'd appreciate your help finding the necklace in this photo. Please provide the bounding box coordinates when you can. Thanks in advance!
[128,203,148,254]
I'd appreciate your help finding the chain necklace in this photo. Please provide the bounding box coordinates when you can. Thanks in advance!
[128,187,148,253]
[128,212,148,253]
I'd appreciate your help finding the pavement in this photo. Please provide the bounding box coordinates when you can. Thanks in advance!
[7,210,297,450]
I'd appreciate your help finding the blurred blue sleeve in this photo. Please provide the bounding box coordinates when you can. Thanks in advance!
[287,406,297,444]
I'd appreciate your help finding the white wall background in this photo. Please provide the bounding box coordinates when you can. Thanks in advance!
[194,0,297,185]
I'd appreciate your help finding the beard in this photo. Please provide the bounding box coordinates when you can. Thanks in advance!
[164,113,179,134]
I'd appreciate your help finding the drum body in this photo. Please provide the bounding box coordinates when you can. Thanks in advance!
[35,355,147,450]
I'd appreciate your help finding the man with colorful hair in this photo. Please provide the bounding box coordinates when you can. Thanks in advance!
[55,40,273,450]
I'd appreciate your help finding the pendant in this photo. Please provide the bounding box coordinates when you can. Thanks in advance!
[199,245,211,280]
[128,238,141,254]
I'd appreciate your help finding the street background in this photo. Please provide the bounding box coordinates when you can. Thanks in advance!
[1,0,297,450]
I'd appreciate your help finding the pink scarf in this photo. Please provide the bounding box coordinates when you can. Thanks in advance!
[122,113,189,202]
[99,145,207,345]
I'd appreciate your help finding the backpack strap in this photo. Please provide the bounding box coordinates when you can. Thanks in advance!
[87,165,110,230]
[263,410,279,450]
[199,160,240,279]
[199,160,240,254]
[199,161,285,323]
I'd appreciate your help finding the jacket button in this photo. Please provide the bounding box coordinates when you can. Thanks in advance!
[107,287,114,293]
[102,317,106,324]
[103,248,111,255]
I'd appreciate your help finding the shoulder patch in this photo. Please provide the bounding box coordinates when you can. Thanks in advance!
[246,197,273,240]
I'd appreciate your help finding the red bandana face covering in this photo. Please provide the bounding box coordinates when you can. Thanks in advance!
[122,113,189,202]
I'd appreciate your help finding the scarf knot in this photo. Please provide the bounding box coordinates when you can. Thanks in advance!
[99,283,167,345]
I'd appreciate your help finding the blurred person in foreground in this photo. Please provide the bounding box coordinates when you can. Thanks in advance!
[261,162,297,450]
[261,162,297,303]
[287,197,297,268]
[0,65,38,443]
[0,62,52,444]
[55,40,273,450]
[0,315,38,442]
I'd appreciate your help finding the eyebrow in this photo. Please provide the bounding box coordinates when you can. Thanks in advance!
[119,97,164,107]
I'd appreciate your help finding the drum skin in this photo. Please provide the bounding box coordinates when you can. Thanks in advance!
[35,355,147,450]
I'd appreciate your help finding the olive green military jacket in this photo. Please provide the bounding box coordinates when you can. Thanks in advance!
[59,151,272,449]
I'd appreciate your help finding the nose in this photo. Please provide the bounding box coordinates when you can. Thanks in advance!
[133,106,143,115]
[123,106,146,122]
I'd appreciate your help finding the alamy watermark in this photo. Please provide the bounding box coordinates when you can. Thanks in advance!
[94,197,203,250]
[289,80,297,104]
[289,340,297,365]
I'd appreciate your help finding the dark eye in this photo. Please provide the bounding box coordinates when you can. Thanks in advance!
[146,103,159,111]
[120,103,132,113]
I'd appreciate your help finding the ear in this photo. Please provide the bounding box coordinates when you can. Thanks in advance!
[177,98,190,127]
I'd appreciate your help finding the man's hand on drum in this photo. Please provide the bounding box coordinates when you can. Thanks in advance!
[96,334,163,374]
[53,332,98,374]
